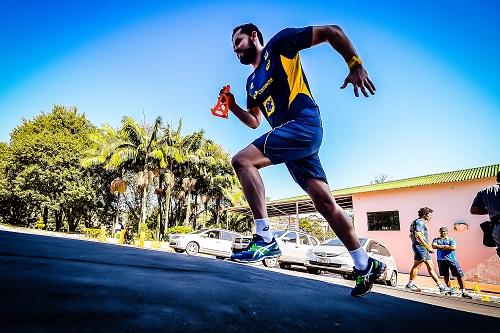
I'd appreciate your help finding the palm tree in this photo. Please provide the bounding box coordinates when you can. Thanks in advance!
[82,116,168,233]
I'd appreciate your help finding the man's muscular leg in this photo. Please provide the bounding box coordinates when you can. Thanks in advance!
[231,144,272,219]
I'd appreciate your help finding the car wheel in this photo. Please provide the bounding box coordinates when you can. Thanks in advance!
[185,242,199,256]
[386,270,397,287]
[307,267,321,275]
[215,256,225,260]
[174,249,184,253]
[262,257,278,267]
[279,262,291,270]
[342,274,353,280]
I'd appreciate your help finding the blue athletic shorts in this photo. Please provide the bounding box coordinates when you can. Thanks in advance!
[252,108,327,192]
[437,260,464,277]
[412,243,432,261]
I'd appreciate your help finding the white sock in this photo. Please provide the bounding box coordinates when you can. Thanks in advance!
[349,247,369,271]
[255,218,273,243]
[408,280,414,286]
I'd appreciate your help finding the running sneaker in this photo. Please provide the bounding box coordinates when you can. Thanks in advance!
[461,291,473,299]
[405,283,422,292]
[230,234,281,263]
[439,284,452,295]
[350,257,386,297]
[449,287,460,296]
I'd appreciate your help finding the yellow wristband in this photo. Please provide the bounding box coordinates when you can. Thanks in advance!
[347,55,362,69]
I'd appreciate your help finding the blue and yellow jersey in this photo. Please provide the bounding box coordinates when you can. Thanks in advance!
[246,26,318,128]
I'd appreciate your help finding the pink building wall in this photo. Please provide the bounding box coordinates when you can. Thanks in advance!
[351,177,499,283]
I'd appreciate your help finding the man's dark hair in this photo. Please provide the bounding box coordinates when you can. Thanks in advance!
[232,23,264,45]
[496,171,500,183]
[418,207,433,217]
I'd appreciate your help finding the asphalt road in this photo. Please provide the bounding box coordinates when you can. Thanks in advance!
[0,230,498,332]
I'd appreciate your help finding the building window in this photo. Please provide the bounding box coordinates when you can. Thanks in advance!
[367,211,400,231]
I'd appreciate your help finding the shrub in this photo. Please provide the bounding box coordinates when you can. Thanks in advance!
[166,226,194,235]
[82,227,101,239]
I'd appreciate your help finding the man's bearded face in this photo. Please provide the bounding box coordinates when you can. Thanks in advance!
[234,35,257,65]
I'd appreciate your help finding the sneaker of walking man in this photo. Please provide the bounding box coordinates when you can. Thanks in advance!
[405,281,422,292]
[225,22,384,297]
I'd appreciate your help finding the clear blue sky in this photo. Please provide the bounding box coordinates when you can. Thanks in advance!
[1,0,499,200]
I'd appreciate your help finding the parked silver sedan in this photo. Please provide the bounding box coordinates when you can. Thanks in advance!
[263,230,320,273]
[169,228,242,259]
[305,237,399,286]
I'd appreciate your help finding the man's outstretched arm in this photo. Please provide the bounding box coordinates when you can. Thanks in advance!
[311,25,376,97]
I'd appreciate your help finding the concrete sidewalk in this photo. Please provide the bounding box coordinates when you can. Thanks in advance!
[397,272,500,296]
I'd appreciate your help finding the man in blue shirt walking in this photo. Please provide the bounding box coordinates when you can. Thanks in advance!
[432,227,472,299]
[406,207,451,294]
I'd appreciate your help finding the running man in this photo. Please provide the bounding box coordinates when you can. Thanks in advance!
[222,23,385,296]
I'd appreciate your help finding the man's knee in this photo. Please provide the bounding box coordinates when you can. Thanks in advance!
[313,197,338,216]
[412,261,423,269]
[424,260,435,269]
[231,154,249,172]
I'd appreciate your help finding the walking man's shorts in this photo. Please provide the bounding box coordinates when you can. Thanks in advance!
[412,243,432,261]
[252,108,327,192]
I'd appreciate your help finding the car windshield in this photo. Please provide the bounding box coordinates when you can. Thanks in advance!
[322,238,367,246]
[273,230,286,238]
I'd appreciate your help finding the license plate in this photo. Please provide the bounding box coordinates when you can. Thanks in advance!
[317,257,329,264]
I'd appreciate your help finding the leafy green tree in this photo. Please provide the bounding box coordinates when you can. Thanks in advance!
[299,215,335,241]
[4,105,114,230]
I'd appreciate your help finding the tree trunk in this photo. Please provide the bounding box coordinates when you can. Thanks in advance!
[55,210,63,231]
[43,207,49,229]
[215,197,221,228]
[140,184,147,233]
[184,190,191,227]
[192,194,199,230]
[114,193,120,236]
[162,188,171,238]
[156,174,164,240]
[67,208,77,232]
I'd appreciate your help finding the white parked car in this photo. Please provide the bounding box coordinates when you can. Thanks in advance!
[169,228,242,259]
[263,230,320,273]
[305,237,399,286]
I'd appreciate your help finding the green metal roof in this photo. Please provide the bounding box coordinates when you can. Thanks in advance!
[226,164,499,217]
[285,164,499,201]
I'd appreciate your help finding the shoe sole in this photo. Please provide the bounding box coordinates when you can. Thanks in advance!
[351,262,386,297]
[231,252,282,263]
[351,282,373,297]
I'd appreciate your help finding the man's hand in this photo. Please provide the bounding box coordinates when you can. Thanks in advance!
[219,87,236,110]
[341,65,376,97]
